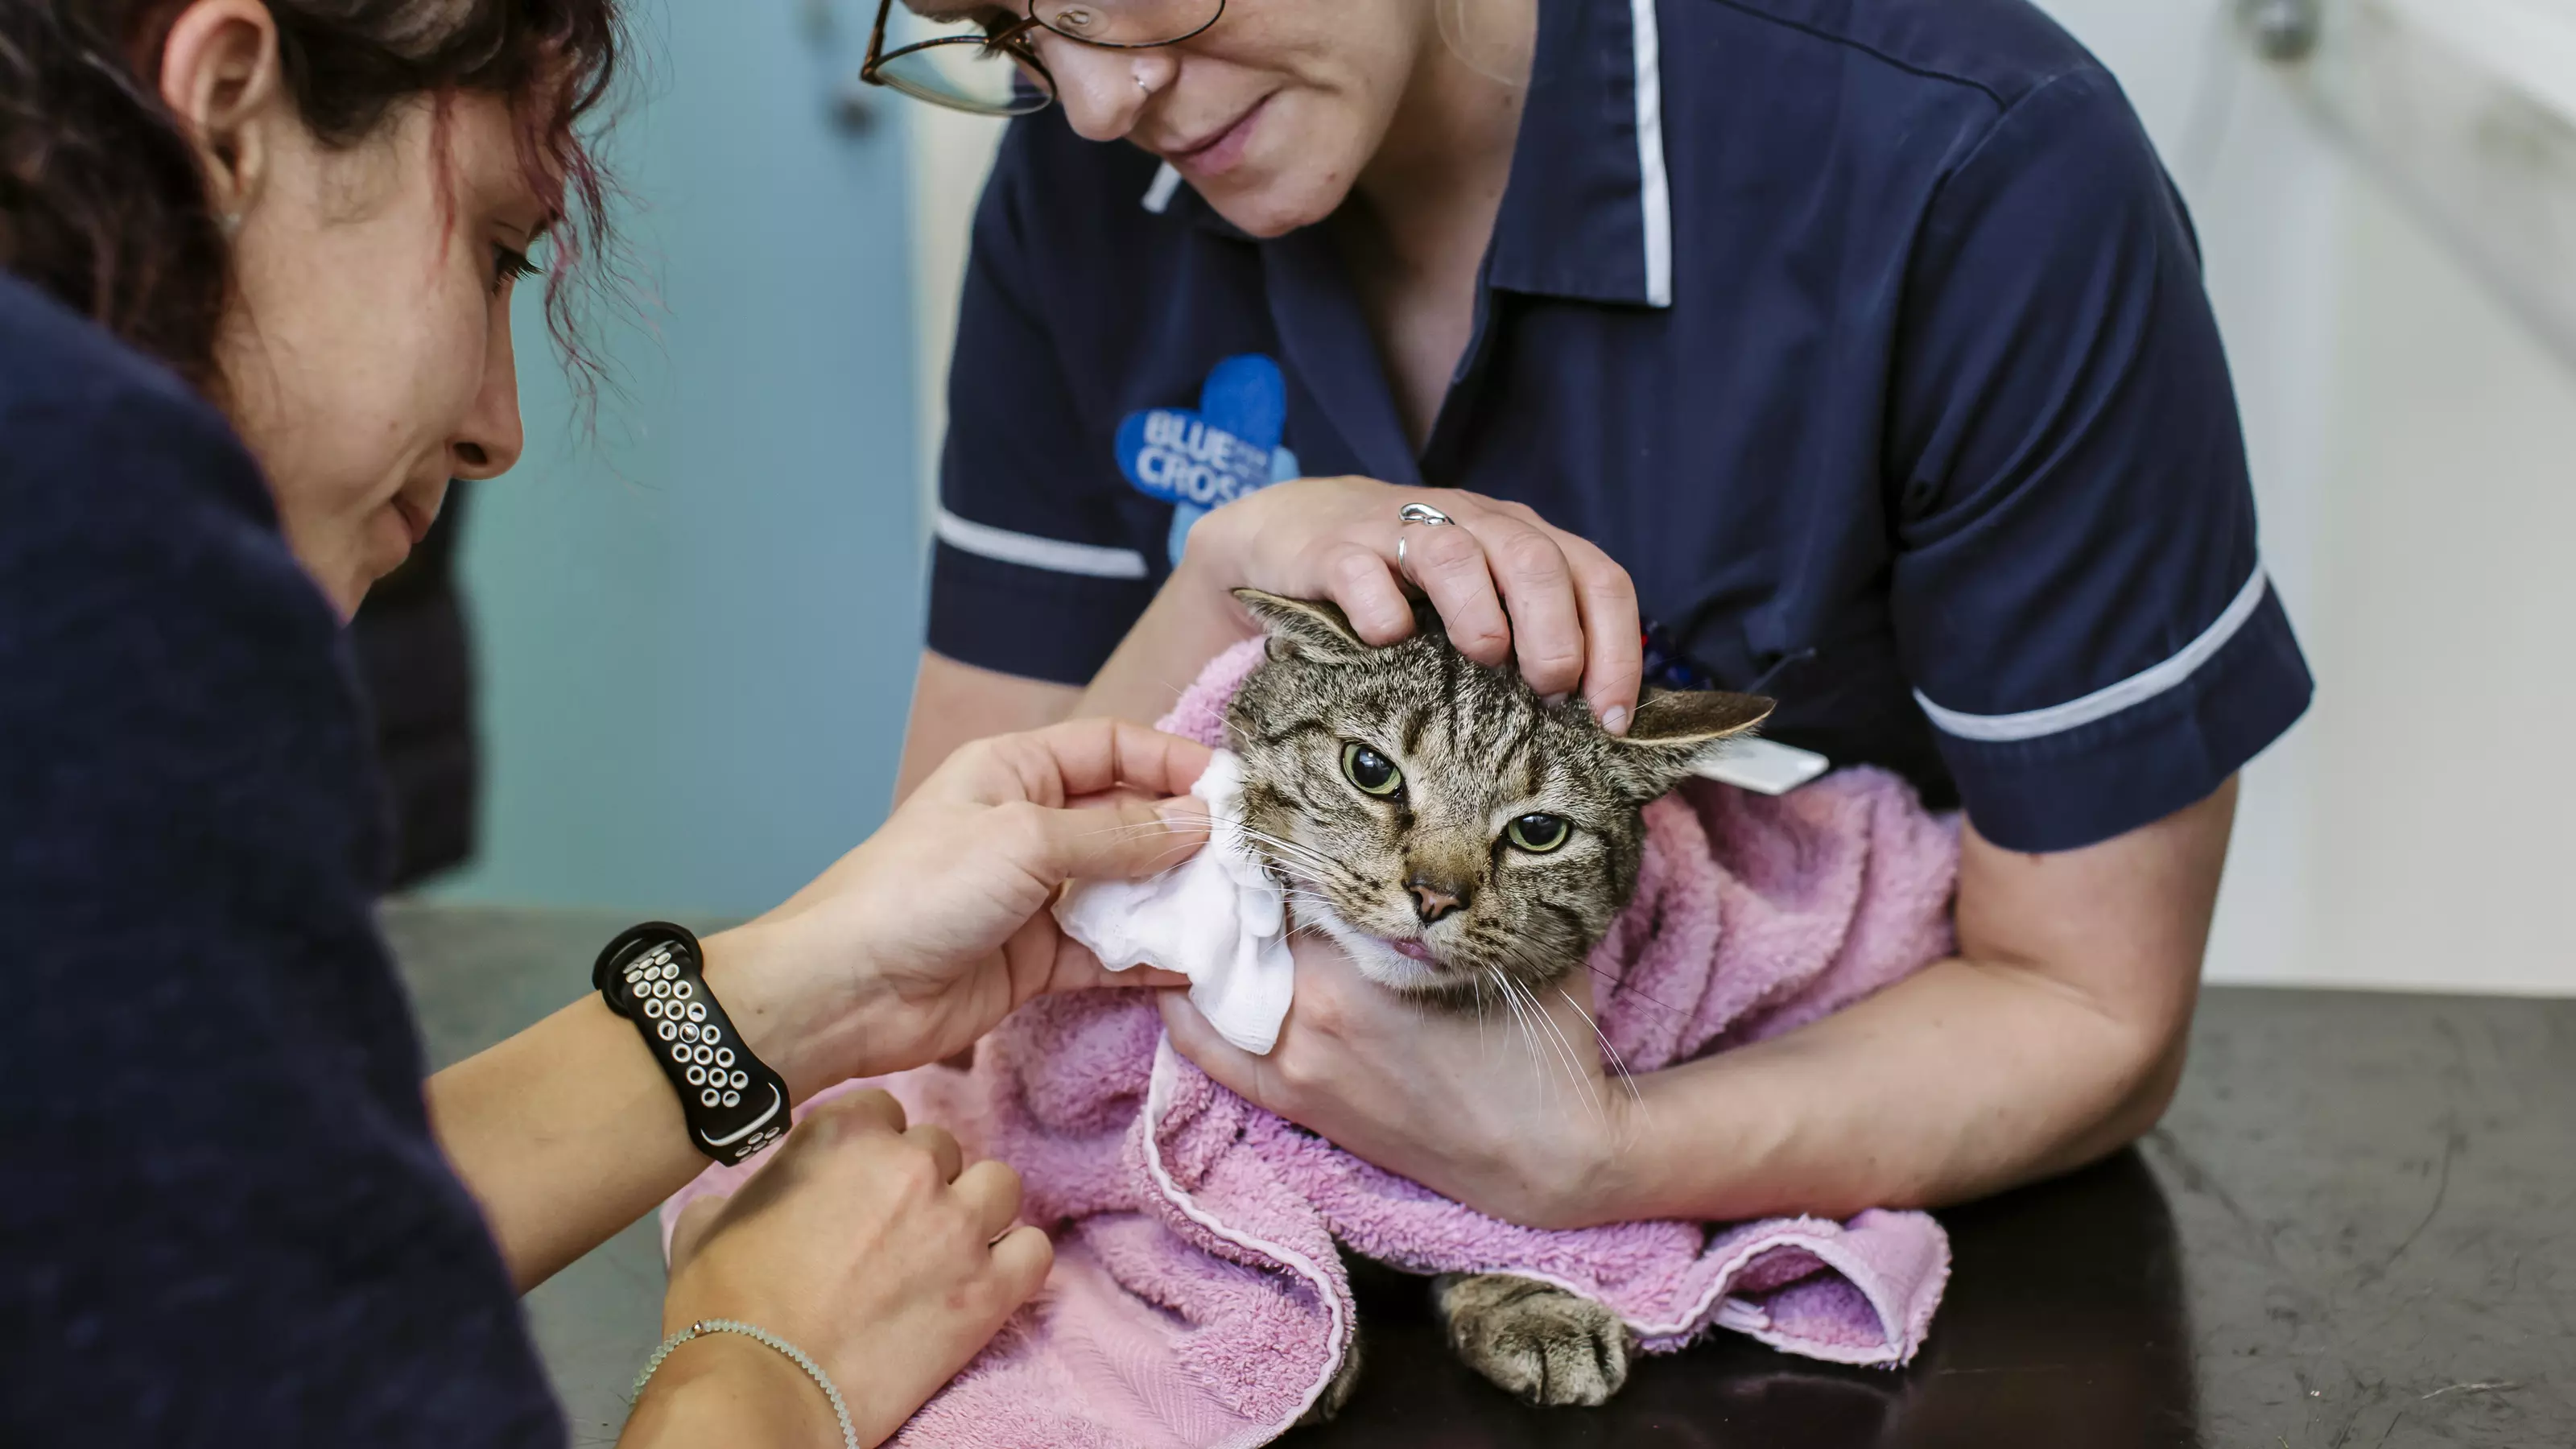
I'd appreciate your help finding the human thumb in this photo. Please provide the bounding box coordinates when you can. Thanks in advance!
[1033,794,1209,886]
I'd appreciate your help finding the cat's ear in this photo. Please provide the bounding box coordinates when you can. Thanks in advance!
[1234,588,1371,664]
[1607,689,1775,799]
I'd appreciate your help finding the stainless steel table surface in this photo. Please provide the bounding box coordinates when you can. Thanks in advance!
[385,901,2576,1448]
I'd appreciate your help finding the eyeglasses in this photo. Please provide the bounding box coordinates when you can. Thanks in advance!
[862,0,1225,117]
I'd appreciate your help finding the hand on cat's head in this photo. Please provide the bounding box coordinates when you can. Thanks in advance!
[1231,588,1772,803]
[1182,477,1645,729]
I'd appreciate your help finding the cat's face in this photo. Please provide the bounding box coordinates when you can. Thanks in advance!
[1222,590,1772,1007]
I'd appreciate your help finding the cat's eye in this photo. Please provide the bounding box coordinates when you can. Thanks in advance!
[1506,813,1571,853]
[1340,742,1403,797]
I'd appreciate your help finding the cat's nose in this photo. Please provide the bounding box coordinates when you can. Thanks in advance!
[1406,877,1469,923]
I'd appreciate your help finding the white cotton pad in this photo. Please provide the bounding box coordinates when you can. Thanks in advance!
[1053,749,1294,1055]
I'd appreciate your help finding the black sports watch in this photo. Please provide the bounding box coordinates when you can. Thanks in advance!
[594,923,791,1164]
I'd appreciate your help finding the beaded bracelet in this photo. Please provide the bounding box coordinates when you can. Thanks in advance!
[633,1318,860,1449]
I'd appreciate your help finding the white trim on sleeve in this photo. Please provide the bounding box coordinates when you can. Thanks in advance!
[935,507,1150,580]
[1630,0,1674,308]
[1141,163,1183,214]
[1913,565,2273,744]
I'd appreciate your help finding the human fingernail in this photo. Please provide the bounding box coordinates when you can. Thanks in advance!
[1603,705,1631,735]
[1157,798,1210,831]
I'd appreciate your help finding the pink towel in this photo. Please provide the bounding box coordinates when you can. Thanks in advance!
[666,641,1963,1447]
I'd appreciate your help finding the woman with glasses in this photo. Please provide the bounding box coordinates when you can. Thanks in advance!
[887,0,2312,1253]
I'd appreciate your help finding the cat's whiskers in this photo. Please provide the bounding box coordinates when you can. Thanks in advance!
[1233,825,1352,884]
[1261,863,1356,903]
[1469,974,1496,1067]
[1267,866,1349,902]
[1557,985,1643,1108]
[1516,974,1610,1125]
[1245,857,1349,902]
[1471,943,1616,1128]
[1488,972,1557,1108]
[1490,972,1579,1118]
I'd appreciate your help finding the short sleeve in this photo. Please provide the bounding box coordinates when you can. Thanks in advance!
[1887,67,2312,853]
[927,123,1157,685]
[0,373,560,1445]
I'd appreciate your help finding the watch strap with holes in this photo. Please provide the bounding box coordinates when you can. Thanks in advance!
[593,923,791,1164]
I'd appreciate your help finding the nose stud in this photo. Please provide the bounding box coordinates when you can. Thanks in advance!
[1406,879,1466,923]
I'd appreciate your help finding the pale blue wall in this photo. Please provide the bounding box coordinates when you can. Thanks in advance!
[436,0,923,918]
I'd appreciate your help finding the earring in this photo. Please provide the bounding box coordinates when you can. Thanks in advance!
[1135,74,1150,92]
[217,212,243,239]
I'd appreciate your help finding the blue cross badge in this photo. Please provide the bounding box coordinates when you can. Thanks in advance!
[1115,353,1302,567]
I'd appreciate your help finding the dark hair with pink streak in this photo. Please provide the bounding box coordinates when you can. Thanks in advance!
[0,0,623,398]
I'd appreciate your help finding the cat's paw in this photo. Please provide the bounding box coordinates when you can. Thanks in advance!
[1295,1323,1364,1426]
[1435,1273,1635,1407]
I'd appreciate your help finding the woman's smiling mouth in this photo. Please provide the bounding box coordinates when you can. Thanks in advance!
[1163,94,1269,179]
[390,495,434,547]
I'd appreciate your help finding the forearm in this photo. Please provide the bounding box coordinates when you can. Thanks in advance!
[1595,953,2190,1224]
[1078,553,1253,726]
[1588,783,2233,1225]
[425,929,834,1292]
[425,992,704,1291]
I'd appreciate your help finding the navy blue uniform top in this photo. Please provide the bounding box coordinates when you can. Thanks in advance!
[927,0,2313,852]
[0,274,561,1447]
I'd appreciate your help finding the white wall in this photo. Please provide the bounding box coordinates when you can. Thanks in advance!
[899,5,2576,996]
[2298,180,2576,993]
[2039,0,2576,995]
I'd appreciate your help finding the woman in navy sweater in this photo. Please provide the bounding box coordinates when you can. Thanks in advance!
[0,4,1212,1446]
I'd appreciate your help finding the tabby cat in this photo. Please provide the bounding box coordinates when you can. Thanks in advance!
[1223,588,1773,1412]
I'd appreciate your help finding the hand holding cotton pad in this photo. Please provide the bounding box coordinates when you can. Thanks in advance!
[1053,749,1294,1055]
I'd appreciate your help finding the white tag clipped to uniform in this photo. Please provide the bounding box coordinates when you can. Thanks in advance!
[1690,737,1831,795]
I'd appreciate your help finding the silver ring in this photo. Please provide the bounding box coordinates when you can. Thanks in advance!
[1397,502,1457,527]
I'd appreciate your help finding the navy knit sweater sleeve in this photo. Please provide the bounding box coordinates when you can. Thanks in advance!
[0,275,563,1447]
